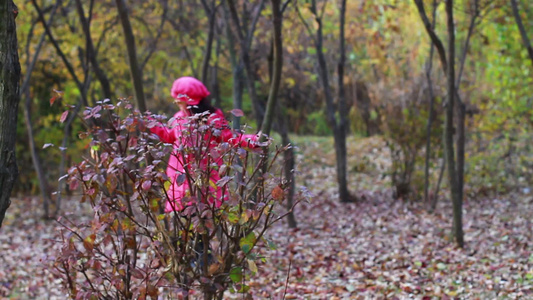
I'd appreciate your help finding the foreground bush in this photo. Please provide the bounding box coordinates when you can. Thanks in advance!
[49,100,304,299]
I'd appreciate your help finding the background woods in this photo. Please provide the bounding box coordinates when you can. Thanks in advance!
[0,0,532,298]
[8,0,533,230]
[7,0,533,234]
[14,0,532,207]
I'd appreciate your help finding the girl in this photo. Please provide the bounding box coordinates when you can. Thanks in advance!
[149,77,257,212]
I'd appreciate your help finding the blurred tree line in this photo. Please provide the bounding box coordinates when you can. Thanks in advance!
[5,0,532,245]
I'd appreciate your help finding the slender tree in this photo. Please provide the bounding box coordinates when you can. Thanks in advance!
[425,0,480,213]
[336,0,351,202]
[455,0,480,223]
[424,0,437,208]
[0,0,21,227]
[414,0,464,247]
[20,2,60,218]
[32,0,93,214]
[211,33,223,108]
[337,0,349,136]
[444,0,464,248]
[296,0,352,203]
[266,1,297,228]
[223,3,246,129]
[225,0,266,125]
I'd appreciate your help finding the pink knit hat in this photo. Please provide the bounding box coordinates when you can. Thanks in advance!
[170,77,210,105]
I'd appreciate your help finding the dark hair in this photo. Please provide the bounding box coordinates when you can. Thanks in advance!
[189,98,216,115]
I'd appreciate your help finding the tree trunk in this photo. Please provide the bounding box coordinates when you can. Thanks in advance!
[259,0,282,138]
[336,0,352,201]
[414,0,464,247]
[456,97,466,206]
[277,104,297,228]
[424,0,437,206]
[201,0,217,84]
[211,34,222,108]
[0,0,21,227]
[454,0,478,229]
[24,90,51,218]
[231,64,244,129]
[444,0,464,248]
[430,158,446,212]
[266,22,297,228]
[312,0,351,203]
[511,0,533,65]
[337,0,349,136]
[115,0,147,112]
[224,5,244,130]
[354,81,373,136]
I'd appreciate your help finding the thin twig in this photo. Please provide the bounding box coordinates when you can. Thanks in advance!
[281,0,292,14]
[245,0,266,49]
[141,0,169,70]
[282,259,292,300]
[294,1,317,49]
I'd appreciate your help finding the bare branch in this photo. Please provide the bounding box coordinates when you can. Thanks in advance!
[457,0,479,86]
[226,0,246,42]
[294,0,317,46]
[75,0,112,99]
[413,0,448,73]
[115,0,146,111]
[201,0,218,83]
[141,0,169,70]
[95,17,119,55]
[21,1,60,95]
[31,0,88,105]
[281,0,292,14]
[511,0,533,64]
[319,0,328,20]
[245,0,266,49]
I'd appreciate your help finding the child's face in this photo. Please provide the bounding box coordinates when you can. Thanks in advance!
[175,99,188,112]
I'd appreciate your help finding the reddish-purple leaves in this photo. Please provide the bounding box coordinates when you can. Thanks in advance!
[272,185,285,201]
[141,180,152,191]
[230,108,244,117]
[83,234,96,252]
[60,110,69,123]
[50,89,64,106]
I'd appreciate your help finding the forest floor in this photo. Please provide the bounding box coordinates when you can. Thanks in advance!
[0,136,532,299]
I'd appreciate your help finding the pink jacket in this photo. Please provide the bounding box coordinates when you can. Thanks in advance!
[150,109,257,212]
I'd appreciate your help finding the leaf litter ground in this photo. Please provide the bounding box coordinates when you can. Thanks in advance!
[0,136,531,299]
